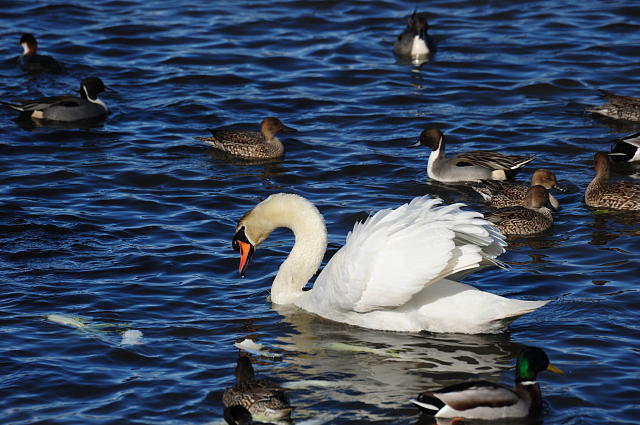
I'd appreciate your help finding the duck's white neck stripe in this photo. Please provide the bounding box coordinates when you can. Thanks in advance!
[520,380,537,386]
[92,97,109,112]
[84,85,109,112]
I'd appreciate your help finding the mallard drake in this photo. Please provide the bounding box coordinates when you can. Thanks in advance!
[410,346,563,420]
[585,152,640,210]
[222,357,291,421]
[472,168,563,210]
[485,185,556,236]
[196,117,296,160]
[418,128,535,183]
[232,193,549,334]
[587,90,640,122]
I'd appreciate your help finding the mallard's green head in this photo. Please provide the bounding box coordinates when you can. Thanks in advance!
[516,347,563,382]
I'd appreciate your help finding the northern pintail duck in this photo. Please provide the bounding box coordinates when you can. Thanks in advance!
[18,33,62,73]
[585,152,640,211]
[609,132,640,162]
[3,77,108,122]
[411,347,563,420]
[486,185,555,236]
[473,168,563,210]
[587,90,640,122]
[393,11,432,63]
[197,117,296,160]
[418,128,535,183]
[223,357,292,421]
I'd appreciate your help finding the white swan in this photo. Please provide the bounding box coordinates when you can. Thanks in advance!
[232,193,549,334]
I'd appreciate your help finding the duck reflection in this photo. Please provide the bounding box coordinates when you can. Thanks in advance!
[270,304,525,419]
[11,114,107,131]
[589,209,640,245]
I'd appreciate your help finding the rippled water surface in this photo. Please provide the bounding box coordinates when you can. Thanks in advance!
[2,1,640,424]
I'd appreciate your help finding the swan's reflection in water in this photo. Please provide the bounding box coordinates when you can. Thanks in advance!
[270,304,527,423]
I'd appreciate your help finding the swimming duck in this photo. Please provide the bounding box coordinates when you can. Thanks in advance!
[18,33,62,73]
[196,117,296,160]
[393,11,432,63]
[410,346,563,420]
[232,193,549,334]
[3,77,108,122]
[587,90,640,122]
[585,152,640,211]
[609,132,640,163]
[418,128,535,183]
[485,186,555,236]
[472,168,563,210]
[223,357,291,421]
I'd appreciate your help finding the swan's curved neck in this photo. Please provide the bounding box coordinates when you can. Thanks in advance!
[254,195,328,305]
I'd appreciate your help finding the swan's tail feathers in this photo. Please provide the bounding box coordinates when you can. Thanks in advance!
[492,299,551,325]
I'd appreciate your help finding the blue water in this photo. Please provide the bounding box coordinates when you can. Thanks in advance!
[1,1,639,424]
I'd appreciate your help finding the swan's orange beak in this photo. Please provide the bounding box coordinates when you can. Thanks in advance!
[237,240,254,277]
[232,227,254,277]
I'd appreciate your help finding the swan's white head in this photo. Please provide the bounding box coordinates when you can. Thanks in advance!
[233,205,273,277]
[232,193,326,278]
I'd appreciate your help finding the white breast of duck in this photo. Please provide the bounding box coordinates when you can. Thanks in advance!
[411,35,430,57]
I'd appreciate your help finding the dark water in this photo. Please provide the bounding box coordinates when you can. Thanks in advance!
[1,1,639,424]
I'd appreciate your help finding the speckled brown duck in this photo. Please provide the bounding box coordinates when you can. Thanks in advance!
[197,117,296,160]
[473,168,563,209]
[587,90,640,122]
[486,185,555,236]
[222,356,291,422]
[585,152,640,210]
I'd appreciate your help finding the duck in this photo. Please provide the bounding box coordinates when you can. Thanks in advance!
[587,90,640,122]
[585,152,640,211]
[472,168,563,210]
[410,346,563,420]
[232,193,550,334]
[3,77,108,122]
[18,33,62,73]
[393,11,433,63]
[196,117,296,160]
[418,128,535,183]
[223,356,292,421]
[485,186,556,236]
[609,132,640,163]
[224,405,274,425]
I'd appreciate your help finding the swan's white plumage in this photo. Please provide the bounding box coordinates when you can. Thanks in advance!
[317,197,503,313]
[237,193,549,334]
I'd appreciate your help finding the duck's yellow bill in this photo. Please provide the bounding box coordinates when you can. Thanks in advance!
[547,363,564,374]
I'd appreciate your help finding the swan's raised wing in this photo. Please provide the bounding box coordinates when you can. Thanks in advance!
[315,196,505,313]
